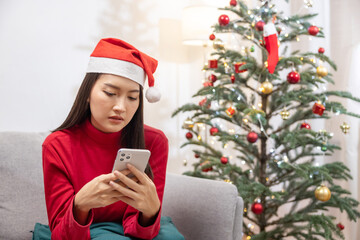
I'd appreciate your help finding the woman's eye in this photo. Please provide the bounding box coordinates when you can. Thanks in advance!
[128,96,138,101]
[104,91,115,96]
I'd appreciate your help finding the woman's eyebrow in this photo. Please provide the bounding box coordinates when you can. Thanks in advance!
[104,83,140,93]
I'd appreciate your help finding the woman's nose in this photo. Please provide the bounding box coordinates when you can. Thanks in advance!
[113,97,126,112]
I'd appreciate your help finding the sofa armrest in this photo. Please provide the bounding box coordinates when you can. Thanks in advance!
[162,173,243,240]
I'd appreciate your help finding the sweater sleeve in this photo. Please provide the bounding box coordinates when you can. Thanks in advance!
[42,142,94,240]
[122,132,169,239]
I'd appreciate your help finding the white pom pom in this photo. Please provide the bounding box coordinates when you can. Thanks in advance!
[145,87,161,103]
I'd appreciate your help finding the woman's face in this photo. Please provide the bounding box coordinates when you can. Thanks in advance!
[88,74,140,133]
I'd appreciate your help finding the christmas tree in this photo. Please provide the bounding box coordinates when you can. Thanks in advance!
[172,0,360,239]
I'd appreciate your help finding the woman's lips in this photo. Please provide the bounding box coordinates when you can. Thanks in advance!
[109,116,124,123]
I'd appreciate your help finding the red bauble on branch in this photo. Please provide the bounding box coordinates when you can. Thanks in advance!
[218,14,230,26]
[209,74,217,83]
[247,132,258,143]
[185,132,193,139]
[287,71,300,84]
[199,98,211,109]
[200,160,213,172]
[251,202,264,215]
[336,223,344,231]
[318,47,325,54]
[312,102,325,116]
[230,74,235,83]
[300,122,311,130]
[234,62,247,73]
[255,20,265,31]
[230,0,237,6]
[221,156,228,164]
[210,127,219,136]
[208,59,218,69]
[194,153,200,158]
[209,34,216,41]
[308,25,319,36]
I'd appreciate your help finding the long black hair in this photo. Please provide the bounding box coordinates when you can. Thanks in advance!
[54,73,153,178]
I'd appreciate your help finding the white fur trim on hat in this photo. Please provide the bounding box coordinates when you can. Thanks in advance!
[145,87,161,103]
[87,57,146,86]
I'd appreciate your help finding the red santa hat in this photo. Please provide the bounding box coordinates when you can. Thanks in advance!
[86,38,161,103]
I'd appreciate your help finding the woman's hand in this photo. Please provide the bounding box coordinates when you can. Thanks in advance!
[109,164,161,226]
[73,169,136,224]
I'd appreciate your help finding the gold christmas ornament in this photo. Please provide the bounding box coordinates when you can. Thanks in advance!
[182,118,194,130]
[213,39,224,50]
[340,122,350,134]
[280,109,290,120]
[316,65,328,78]
[314,184,331,202]
[259,81,273,94]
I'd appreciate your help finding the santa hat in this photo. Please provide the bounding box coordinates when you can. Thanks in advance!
[86,38,161,103]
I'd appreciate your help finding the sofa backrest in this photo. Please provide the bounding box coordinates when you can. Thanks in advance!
[0,132,49,240]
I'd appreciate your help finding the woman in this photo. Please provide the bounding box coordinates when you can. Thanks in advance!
[40,38,183,239]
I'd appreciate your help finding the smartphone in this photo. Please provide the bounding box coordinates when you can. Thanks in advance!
[112,148,151,176]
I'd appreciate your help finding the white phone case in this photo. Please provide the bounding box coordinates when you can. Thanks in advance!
[112,148,151,173]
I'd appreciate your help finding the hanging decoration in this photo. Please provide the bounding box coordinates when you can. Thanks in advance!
[300,122,311,129]
[218,14,230,26]
[314,184,331,202]
[226,106,236,117]
[182,118,194,130]
[208,59,218,69]
[260,81,273,94]
[210,127,219,136]
[280,108,290,120]
[251,202,264,215]
[312,101,325,116]
[230,0,237,7]
[247,132,258,143]
[231,74,236,83]
[287,71,300,84]
[185,132,193,139]
[200,160,213,172]
[263,22,279,74]
[318,47,325,54]
[336,223,345,231]
[209,74,217,83]
[234,62,247,73]
[316,65,328,78]
[340,122,350,134]
[209,34,216,41]
[308,25,319,36]
[221,156,228,164]
[213,39,225,50]
[255,20,265,31]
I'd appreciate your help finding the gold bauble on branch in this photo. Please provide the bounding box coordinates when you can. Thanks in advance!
[213,38,224,50]
[340,122,350,134]
[182,118,194,130]
[259,81,273,94]
[280,108,290,120]
[316,65,328,78]
[314,184,331,202]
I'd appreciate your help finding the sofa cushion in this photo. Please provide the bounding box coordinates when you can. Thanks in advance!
[0,132,49,240]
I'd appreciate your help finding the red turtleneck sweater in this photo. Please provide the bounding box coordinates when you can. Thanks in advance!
[42,120,168,240]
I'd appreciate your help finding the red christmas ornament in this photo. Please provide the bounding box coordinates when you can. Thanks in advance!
[255,20,265,31]
[208,59,218,69]
[230,74,235,83]
[318,47,325,54]
[194,153,200,158]
[247,132,258,143]
[287,71,300,84]
[185,132,193,139]
[336,223,344,231]
[221,156,228,164]
[308,25,319,36]
[210,127,219,136]
[199,98,211,108]
[234,62,247,73]
[226,106,236,117]
[200,161,213,172]
[218,14,230,26]
[230,0,237,6]
[251,202,264,215]
[312,102,325,116]
[203,81,213,87]
[300,122,311,130]
[209,34,216,41]
[209,74,217,83]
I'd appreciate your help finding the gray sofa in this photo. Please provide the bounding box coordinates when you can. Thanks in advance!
[0,132,243,240]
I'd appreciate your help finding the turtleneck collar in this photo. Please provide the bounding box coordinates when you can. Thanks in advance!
[81,119,122,147]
